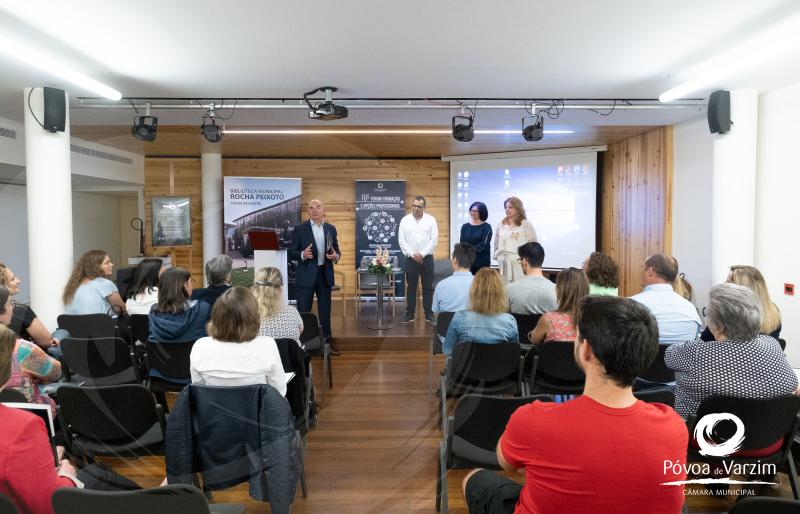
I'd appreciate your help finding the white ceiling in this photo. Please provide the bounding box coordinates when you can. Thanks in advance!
[1,0,799,133]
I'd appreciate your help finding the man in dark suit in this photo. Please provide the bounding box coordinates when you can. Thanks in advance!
[289,199,341,353]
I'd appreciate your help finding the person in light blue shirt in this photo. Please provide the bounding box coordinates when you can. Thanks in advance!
[62,250,126,315]
[432,243,476,314]
[443,268,519,356]
[629,254,701,345]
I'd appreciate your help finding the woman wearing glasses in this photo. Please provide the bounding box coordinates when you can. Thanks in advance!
[459,201,492,274]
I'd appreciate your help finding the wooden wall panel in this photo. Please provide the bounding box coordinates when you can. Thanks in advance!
[600,126,673,296]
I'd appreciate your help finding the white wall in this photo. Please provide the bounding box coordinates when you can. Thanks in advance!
[0,184,30,299]
[756,81,800,366]
[672,116,715,317]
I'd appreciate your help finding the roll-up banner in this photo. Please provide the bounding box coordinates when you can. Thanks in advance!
[355,180,406,297]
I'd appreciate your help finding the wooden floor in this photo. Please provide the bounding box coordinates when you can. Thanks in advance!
[103,300,796,513]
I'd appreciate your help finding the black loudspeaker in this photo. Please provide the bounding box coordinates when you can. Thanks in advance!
[42,87,66,133]
[708,90,731,134]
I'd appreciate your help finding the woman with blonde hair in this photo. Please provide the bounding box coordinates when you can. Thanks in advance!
[493,197,538,283]
[253,267,303,343]
[530,267,589,344]
[0,262,63,350]
[63,250,126,315]
[190,286,285,395]
[442,268,518,355]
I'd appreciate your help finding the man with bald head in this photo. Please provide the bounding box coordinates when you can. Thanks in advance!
[289,199,341,353]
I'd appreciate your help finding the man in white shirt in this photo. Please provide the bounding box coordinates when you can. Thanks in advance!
[398,195,438,323]
[507,242,557,314]
[432,243,475,314]
[630,254,701,345]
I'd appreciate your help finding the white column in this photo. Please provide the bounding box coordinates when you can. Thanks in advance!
[710,89,759,284]
[201,147,223,286]
[23,87,73,329]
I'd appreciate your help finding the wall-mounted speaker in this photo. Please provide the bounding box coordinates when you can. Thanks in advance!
[42,87,66,133]
[708,90,731,134]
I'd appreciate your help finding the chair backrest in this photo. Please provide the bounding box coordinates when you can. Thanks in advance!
[728,497,800,514]
[146,341,195,381]
[0,388,28,403]
[57,384,163,445]
[633,388,675,407]
[299,312,321,345]
[453,394,553,453]
[274,338,310,426]
[436,311,456,340]
[693,395,800,451]
[57,314,116,340]
[511,313,542,344]
[129,314,150,344]
[639,344,674,383]
[533,341,585,383]
[451,342,521,383]
[778,338,787,351]
[52,484,211,514]
[60,337,140,385]
[0,492,19,514]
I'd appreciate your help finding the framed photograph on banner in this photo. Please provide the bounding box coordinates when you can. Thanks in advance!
[152,196,192,246]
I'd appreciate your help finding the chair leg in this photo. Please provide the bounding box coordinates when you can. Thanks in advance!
[435,442,443,512]
[326,349,333,389]
[298,433,308,498]
[440,442,449,514]
[788,449,800,500]
[428,340,434,401]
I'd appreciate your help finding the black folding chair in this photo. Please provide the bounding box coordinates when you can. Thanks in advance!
[57,314,116,339]
[524,341,585,396]
[634,343,674,390]
[511,312,541,344]
[60,337,141,385]
[0,492,18,514]
[436,392,553,512]
[686,395,800,500]
[145,340,195,413]
[429,311,455,398]
[52,484,245,514]
[633,387,675,407]
[275,338,313,439]
[129,314,150,345]
[729,497,800,514]
[57,384,166,461]
[299,312,332,402]
[0,388,28,403]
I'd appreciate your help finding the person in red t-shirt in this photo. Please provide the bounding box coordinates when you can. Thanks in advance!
[462,296,689,514]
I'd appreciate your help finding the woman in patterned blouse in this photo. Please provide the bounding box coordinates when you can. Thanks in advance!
[529,267,589,344]
[252,267,304,345]
[665,283,797,419]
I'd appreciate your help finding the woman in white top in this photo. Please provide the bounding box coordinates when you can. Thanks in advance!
[190,286,286,396]
[493,196,538,283]
[62,250,126,315]
[125,258,163,315]
[252,266,303,344]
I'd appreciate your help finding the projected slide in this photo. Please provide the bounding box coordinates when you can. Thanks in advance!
[450,151,597,269]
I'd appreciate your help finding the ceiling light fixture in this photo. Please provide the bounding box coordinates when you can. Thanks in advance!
[0,34,121,100]
[304,86,349,120]
[451,104,475,142]
[131,102,158,142]
[201,104,223,143]
[521,106,545,141]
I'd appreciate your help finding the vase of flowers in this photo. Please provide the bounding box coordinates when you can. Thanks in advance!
[367,246,393,274]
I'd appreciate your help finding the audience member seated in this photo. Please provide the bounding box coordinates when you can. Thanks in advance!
[529,267,588,344]
[432,243,476,314]
[125,258,163,315]
[462,296,688,514]
[700,264,782,342]
[253,266,303,343]
[0,294,60,411]
[670,256,694,302]
[506,242,556,315]
[190,254,232,307]
[630,254,701,344]
[0,328,141,514]
[443,268,518,356]
[62,249,126,315]
[148,267,211,344]
[190,286,286,396]
[582,251,619,296]
[0,262,64,351]
[665,283,797,420]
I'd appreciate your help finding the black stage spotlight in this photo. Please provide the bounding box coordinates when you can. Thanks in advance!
[131,103,158,142]
[201,116,223,143]
[304,86,349,120]
[522,114,544,142]
[452,114,474,142]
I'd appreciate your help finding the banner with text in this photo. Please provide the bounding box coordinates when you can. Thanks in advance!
[355,180,406,297]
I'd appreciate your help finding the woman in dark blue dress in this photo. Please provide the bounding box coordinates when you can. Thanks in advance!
[459,201,493,275]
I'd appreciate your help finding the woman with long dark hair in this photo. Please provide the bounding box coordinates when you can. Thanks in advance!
[148,267,210,345]
[125,258,163,315]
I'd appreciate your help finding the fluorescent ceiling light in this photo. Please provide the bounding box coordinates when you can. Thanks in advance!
[0,34,122,101]
[659,12,800,102]
[224,128,575,135]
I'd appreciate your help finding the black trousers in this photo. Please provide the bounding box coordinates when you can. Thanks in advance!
[77,463,141,491]
[296,267,333,338]
[405,254,434,318]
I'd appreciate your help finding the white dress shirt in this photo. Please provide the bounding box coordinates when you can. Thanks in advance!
[398,212,438,257]
[310,220,326,265]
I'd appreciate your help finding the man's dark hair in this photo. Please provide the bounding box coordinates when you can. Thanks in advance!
[576,296,659,387]
[645,254,678,283]
[413,195,426,207]
[452,243,476,269]
[468,201,489,222]
[517,242,545,268]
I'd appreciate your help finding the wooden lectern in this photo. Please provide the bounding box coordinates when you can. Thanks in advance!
[250,231,288,305]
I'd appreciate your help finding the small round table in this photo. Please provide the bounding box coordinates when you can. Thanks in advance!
[357,268,402,330]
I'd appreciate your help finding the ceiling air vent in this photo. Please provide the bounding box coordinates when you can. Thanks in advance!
[70,144,134,165]
[0,126,17,139]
